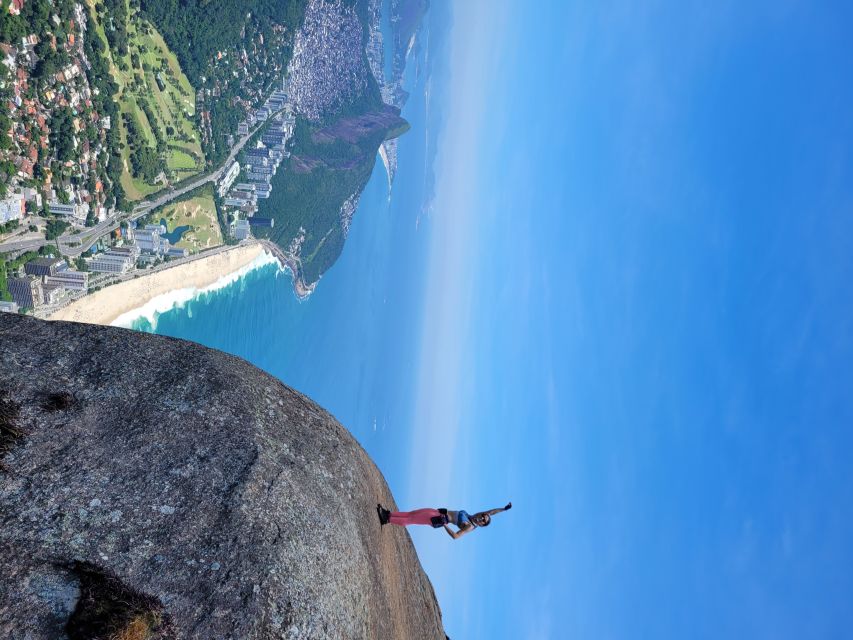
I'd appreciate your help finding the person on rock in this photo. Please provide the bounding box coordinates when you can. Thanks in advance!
[376,502,512,539]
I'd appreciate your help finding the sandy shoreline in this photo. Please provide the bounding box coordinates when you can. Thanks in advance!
[48,243,268,326]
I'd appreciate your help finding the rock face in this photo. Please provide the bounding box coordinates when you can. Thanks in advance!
[0,315,445,639]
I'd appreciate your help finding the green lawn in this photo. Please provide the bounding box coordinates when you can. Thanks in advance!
[157,187,223,252]
[87,0,204,201]
[168,148,198,170]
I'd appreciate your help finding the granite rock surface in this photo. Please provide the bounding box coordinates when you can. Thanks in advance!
[0,314,444,639]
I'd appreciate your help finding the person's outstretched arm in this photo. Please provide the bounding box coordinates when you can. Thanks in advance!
[484,502,512,517]
[444,524,472,540]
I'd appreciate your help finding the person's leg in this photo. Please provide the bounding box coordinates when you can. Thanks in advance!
[388,508,441,526]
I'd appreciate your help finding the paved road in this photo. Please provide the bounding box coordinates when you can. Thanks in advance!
[0,114,274,258]
[132,114,270,216]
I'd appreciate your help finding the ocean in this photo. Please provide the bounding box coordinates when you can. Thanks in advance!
[128,11,440,491]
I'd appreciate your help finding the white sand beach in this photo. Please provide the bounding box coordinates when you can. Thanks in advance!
[48,243,271,327]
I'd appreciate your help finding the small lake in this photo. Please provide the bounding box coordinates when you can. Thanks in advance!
[160,218,191,244]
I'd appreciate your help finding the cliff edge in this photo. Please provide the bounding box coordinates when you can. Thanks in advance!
[0,315,444,639]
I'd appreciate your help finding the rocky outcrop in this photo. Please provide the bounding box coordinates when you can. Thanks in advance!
[289,107,410,175]
[0,315,445,639]
[311,106,409,147]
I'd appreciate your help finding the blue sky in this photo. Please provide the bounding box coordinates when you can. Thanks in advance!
[406,1,853,637]
[141,2,853,637]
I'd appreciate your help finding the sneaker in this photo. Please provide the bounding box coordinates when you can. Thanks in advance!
[376,504,389,526]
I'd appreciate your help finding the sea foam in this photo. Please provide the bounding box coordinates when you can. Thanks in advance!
[111,250,282,330]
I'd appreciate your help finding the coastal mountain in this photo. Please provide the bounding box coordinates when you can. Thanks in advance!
[135,0,428,292]
[255,102,410,287]
[250,0,416,291]
[0,314,446,639]
[1,0,428,302]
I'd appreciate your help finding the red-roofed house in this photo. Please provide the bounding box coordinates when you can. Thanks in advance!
[17,158,34,178]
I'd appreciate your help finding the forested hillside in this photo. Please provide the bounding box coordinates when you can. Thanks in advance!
[255,105,408,285]
[139,0,307,163]
[138,0,306,84]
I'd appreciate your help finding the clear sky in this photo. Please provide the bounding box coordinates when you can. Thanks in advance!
[406,1,853,637]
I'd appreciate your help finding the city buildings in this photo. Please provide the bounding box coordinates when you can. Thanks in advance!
[0,193,25,223]
[221,90,294,221]
[217,161,240,197]
[44,266,89,292]
[108,245,141,262]
[24,257,65,277]
[49,200,90,222]
[24,258,68,277]
[11,257,88,308]
[246,164,274,176]
[8,275,43,309]
[232,219,251,240]
[41,283,67,305]
[0,300,20,314]
[134,224,171,255]
[88,251,135,274]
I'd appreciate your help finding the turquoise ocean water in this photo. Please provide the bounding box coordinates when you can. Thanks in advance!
[130,13,441,491]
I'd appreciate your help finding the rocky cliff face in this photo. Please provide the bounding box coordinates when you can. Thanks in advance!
[0,315,445,640]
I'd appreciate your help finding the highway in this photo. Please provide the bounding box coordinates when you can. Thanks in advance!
[0,114,272,258]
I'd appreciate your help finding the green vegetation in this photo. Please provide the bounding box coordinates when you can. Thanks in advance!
[255,112,393,284]
[156,185,223,253]
[130,144,163,183]
[0,65,12,157]
[137,0,306,85]
[82,6,127,210]
[139,0,307,164]
[45,219,70,241]
[0,220,20,235]
[0,162,13,198]
[88,0,204,200]
[101,0,130,57]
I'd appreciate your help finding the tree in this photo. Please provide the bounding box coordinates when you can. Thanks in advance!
[45,219,70,240]
[50,108,76,164]
[0,13,27,43]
